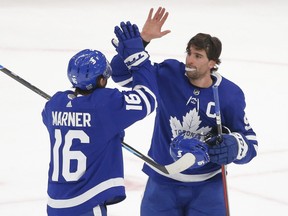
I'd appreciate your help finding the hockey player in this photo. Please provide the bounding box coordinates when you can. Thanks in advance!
[42,22,158,216]
[110,7,258,216]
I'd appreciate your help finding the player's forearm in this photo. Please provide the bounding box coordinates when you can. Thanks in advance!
[110,54,133,87]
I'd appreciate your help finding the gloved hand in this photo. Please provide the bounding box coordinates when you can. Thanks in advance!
[207,132,249,165]
[112,21,149,70]
[170,133,210,170]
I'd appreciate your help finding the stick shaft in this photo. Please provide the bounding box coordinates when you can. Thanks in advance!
[212,85,230,216]
[212,85,222,136]
[0,66,51,100]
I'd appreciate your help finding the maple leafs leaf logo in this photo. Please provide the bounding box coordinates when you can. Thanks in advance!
[169,109,211,139]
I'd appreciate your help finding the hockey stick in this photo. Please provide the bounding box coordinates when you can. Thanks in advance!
[121,142,195,174]
[0,65,51,100]
[0,64,195,175]
[212,85,230,216]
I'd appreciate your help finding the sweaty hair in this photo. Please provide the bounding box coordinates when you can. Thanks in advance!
[186,33,222,72]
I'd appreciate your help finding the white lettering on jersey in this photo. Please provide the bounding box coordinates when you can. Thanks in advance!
[52,129,89,181]
[169,109,212,139]
[52,111,91,127]
[124,93,142,110]
[206,101,216,118]
[244,114,252,131]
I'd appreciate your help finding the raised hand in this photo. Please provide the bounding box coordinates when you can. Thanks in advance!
[112,21,149,70]
[141,7,171,42]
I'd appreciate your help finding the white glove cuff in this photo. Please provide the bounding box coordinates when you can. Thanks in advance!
[232,132,248,160]
[124,51,149,69]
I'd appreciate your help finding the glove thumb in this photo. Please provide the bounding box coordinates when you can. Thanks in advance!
[111,38,119,49]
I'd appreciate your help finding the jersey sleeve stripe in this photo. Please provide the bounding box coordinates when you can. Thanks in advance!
[134,85,157,116]
[246,135,257,141]
[117,77,133,87]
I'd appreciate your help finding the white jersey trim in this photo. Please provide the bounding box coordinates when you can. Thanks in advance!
[47,177,124,208]
[211,71,222,86]
[93,205,102,216]
[117,77,133,87]
[148,163,222,182]
[134,85,158,116]
[246,135,257,141]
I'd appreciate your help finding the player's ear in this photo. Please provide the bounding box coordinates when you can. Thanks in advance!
[208,60,216,69]
[96,75,108,88]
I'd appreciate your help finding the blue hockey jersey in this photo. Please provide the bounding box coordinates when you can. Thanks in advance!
[111,55,258,185]
[42,60,158,215]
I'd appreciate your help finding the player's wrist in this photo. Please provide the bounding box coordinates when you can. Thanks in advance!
[140,32,152,43]
[142,39,150,48]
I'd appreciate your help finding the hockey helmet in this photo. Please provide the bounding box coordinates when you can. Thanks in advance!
[170,132,209,171]
[170,132,192,162]
[67,49,112,90]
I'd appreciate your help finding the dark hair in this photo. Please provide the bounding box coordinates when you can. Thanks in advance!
[186,33,222,72]
[74,75,105,96]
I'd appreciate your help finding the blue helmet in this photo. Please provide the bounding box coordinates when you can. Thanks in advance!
[67,49,112,90]
[170,132,209,171]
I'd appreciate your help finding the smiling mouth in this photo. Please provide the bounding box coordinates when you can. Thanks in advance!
[185,67,196,72]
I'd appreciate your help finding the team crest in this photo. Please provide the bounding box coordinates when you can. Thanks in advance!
[169,109,211,139]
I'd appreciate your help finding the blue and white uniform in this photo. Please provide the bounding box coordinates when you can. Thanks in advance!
[42,60,157,216]
[111,55,258,215]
